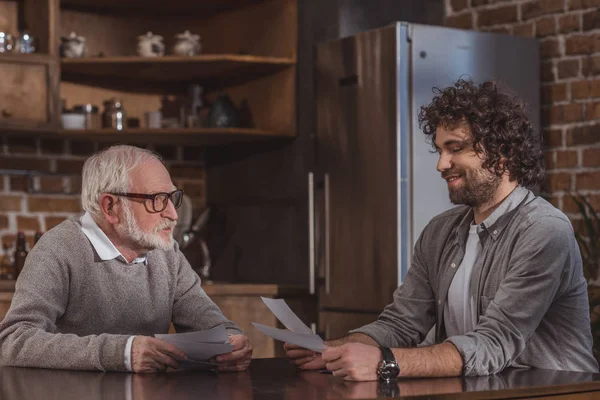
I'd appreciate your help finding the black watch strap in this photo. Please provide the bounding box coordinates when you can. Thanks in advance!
[380,346,395,363]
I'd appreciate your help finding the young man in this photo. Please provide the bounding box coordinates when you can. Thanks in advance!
[286,79,598,380]
[0,145,252,373]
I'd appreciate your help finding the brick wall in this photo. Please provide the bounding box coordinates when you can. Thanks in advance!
[0,135,206,255]
[444,0,600,234]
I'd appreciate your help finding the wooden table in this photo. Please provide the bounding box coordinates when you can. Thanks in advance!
[1,358,599,399]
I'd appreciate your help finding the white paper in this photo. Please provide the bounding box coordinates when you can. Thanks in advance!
[260,297,313,334]
[155,325,233,360]
[252,322,326,352]
[155,324,229,344]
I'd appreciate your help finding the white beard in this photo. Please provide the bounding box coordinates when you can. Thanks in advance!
[117,202,176,251]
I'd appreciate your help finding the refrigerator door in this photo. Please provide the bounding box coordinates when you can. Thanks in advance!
[406,23,540,279]
[316,25,399,313]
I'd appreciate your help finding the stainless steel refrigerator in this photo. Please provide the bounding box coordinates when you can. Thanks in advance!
[311,22,540,339]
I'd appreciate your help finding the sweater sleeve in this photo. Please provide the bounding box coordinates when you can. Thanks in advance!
[170,250,243,335]
[0,239,130,371]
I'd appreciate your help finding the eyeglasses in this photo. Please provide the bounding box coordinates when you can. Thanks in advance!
[108,189,184,213]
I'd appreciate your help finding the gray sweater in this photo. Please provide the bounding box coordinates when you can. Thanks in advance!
[0,218,242,371]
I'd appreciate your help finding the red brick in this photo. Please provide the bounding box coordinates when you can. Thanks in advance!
[45,216,68,230]
[558,13,581,33]
[536,16,556,37]
[576,171,600,189]
[587,101,600,119]
[569,0,600,10]
[0,195,22,211]
[55,159,85,174]
[39,176,66,193]
[541,83,568,104]
[540,38,561,59]
[69,176,82,194]
[27,196,81,213]
[557,59,580,79]
[583,10,600,31]
[0,157,51,172]
[10,175,29,192]
[482,26,511,34]
[545,172,572,191]
[550,104,584,124]
[450,0,469,12]
[546,195,560,208]
[17,216,40,232]
[513,22,535,37]
[444,12,474,30]
[0,215,8,229]
[583,55,600,76]
[0,177,3,191]
[6,136,37,154]
[564,195,600,216]
[522,0,565,20]
[545,151,556,169]
[565,34,600,55]
[472,0,492,5]
[566,124,600,145]
[478,5,518,27]
[544,128,563,147]
[556,150,579,168]
[582,148,600,167]
[40,139,65,155]
[572,79,600,99]
[571,218,586,235]
[541,60,555,81]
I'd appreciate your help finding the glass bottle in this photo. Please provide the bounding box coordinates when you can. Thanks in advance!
[34,231,43,245]
[0,244,16,280]
[102,99,127,131]
[14,232,28,278]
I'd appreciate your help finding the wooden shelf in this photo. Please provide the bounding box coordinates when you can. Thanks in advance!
[0,52,55,66]
[61,55,295,90]
[57,127,295,145]
[61,0,264,15]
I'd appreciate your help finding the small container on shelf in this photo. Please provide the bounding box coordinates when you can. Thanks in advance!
[0,32,13,53]
[15,30,36,53]
[61,113,86,130]
[172,30,201,56]
[60,32,87,58]
[102,99,127,130]
[72,104,100,129]
[137,32,165,57]
[0,244,16,281]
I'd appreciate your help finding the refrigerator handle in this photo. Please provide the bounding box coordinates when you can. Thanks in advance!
[324,173,330,295]
[308,172,316,295]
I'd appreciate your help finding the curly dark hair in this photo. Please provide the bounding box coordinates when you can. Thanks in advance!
[417,79,544,188]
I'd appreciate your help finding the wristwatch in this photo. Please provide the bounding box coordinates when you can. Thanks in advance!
[376,347,400,382]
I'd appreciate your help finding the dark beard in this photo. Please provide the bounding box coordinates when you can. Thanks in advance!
[447,169,502,208]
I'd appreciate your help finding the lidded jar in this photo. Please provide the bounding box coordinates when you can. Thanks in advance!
[102,99,127,131]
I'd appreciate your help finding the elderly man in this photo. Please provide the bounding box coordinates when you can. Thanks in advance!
[0,145,252,373]
[287,79,598,380]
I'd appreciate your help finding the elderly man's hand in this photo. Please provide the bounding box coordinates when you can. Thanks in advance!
[213,334,253,372]
[322,343,381,381]
[131,336,187,373]
[284,343,326,370]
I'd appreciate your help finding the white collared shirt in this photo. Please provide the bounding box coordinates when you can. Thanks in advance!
[80,212,143,372]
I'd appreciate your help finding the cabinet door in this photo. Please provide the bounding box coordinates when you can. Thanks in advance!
[0,54,59,129]
[318,311,378,341]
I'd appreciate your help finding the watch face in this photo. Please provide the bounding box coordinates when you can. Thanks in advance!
[377,360,400,381]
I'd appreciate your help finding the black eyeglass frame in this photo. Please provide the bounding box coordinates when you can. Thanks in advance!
[108,189,184,213]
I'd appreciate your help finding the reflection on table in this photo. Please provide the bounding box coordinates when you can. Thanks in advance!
[1,358,599,400]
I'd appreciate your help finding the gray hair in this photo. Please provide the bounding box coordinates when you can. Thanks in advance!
[81,145,162,218]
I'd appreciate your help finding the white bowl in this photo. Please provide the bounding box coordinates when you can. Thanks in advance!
[61,113,86,130]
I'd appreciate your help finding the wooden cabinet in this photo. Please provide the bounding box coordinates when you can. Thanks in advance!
[0,0,297,146]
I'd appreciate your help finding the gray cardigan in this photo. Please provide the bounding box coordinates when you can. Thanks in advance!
[353,187,599,375]
[0,218,242,371]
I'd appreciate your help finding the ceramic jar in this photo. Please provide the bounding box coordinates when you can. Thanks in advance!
[60,32,87,58]
[172,30,201,56]
[15,30,35,53]
[0,32,13,53]
[137,32,165,57]
[208,95,240,128]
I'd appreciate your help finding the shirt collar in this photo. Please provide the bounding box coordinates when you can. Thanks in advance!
[455,186,531,243]
[80,212,147,265]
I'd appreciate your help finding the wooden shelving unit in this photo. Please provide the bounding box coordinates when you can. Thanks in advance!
[61,0,264,15]
[58,127,294,145]
[61,54,296,88]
